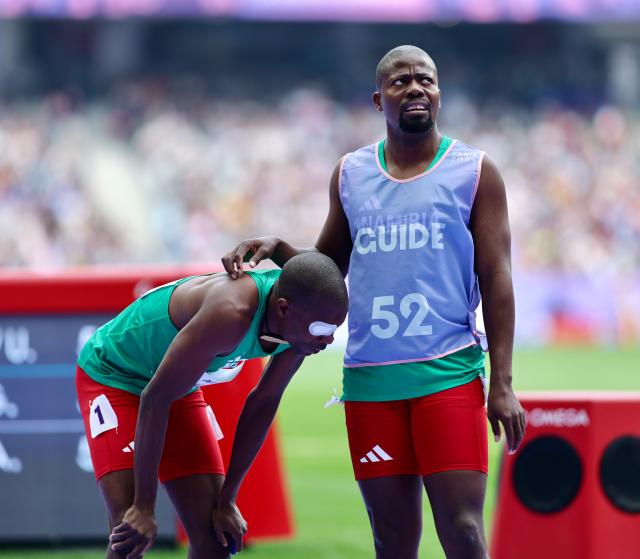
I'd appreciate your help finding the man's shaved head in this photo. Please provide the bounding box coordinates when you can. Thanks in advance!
[273,252,348,355]
[375,45,436,89]
[276,252,347,312]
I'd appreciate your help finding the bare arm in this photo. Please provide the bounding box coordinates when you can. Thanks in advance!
[134,309,241,510]
[110,296,245,557]
[313,157,353,276]
[470,155,526,453]
[213,349,305,550]
[221,158,353,278]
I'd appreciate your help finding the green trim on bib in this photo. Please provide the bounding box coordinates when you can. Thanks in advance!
[378,135,453,174]
[342,344,485,402]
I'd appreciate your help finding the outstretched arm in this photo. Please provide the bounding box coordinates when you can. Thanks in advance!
[222,236,314,279]
[471,155,526,454]
[213,349,305,552]
[221,157,353,278]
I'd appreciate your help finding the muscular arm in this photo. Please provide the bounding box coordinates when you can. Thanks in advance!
[214,349,305,550]
[110,292,246,555]
[314,157,353,276]
[219,349,304,503]
[222,158,353,277]
[471,155,514,386]
[132,301,244,513]
[470,155,525,453]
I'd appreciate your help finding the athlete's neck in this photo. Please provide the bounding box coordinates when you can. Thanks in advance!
[385,126,442,172]
[259,290,286,347]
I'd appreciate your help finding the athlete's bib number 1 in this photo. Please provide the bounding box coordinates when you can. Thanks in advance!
[371,293,433,339]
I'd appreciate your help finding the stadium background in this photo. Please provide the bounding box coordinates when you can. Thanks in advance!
[0,1,639,557]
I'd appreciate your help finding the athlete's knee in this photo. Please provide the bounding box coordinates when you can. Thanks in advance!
[187,530,228,559]
[368,506,421,558]
[441,512,486,553]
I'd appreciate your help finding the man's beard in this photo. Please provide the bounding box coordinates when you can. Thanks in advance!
[399,113,434,134]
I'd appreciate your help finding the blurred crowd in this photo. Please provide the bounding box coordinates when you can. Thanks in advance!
[1,83,639,276]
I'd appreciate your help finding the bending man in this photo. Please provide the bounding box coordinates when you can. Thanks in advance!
[76,252,348,558]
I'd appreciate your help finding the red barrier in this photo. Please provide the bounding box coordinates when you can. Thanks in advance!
[492,392,640,559]
[0,266,294,543]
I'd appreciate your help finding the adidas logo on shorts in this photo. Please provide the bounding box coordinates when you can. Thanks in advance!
[122,441,135,453]
[359,444,393,463]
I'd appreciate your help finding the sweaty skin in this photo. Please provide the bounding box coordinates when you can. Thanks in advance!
[221,46,525,559]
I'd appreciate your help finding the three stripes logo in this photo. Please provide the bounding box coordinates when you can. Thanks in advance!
[359,444,393,463]
[122,441,135,453]
[358,195,382,212]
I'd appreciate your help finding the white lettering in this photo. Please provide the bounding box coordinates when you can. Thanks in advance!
[527,408,590,428]
[371,293,433,339]
[432,223,445,249]
[399,224,407,250]
[355,223,445,255]
[0,327,37,365]
[378,225,397,252]
[409,222,429,249]
[355,227,376,254]
[0,440,22,474]
[0,385,18,419]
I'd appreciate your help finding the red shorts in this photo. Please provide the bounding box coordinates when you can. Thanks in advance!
[76,367,224,483]
[345,378,488,480]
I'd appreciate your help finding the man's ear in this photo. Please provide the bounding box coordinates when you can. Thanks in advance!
[372,91,383,112]
[276,298,289,318]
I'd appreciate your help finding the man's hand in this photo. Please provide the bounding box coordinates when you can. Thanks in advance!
[221,237,281,279]
[109,505,157,559]
[487,383,526,455]
[213,501,248,553]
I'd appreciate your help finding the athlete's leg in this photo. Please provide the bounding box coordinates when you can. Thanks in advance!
[97,469,135,559]
[164,473,229,559]
[412,379,489,558]
[76,368,140,558]
[159,389,226,559]
[345,399,423,559]
[358,474,423,559]
[424,470,488,559]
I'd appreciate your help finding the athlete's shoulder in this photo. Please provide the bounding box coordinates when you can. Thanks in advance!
[449,139,502,180]
[237,268,280,316]
[200,273,259,328]
[441,138,485,170]
[245,268,281,292]
[446,138,483,156]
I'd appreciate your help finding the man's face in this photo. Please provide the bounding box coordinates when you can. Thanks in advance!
[374,54,440,134]
[280,301,347,356]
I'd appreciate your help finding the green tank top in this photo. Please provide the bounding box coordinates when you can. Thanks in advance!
[343,135,485,402]
[78,269,288,395]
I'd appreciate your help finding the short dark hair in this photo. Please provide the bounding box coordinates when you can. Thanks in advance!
[375,45,434,89]
[276,252,348,311]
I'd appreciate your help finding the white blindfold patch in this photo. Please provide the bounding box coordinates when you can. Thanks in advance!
[309,321,337,337]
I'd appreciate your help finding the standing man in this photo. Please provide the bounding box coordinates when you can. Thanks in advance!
[76,252,347,558]
[222,45,525,558]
